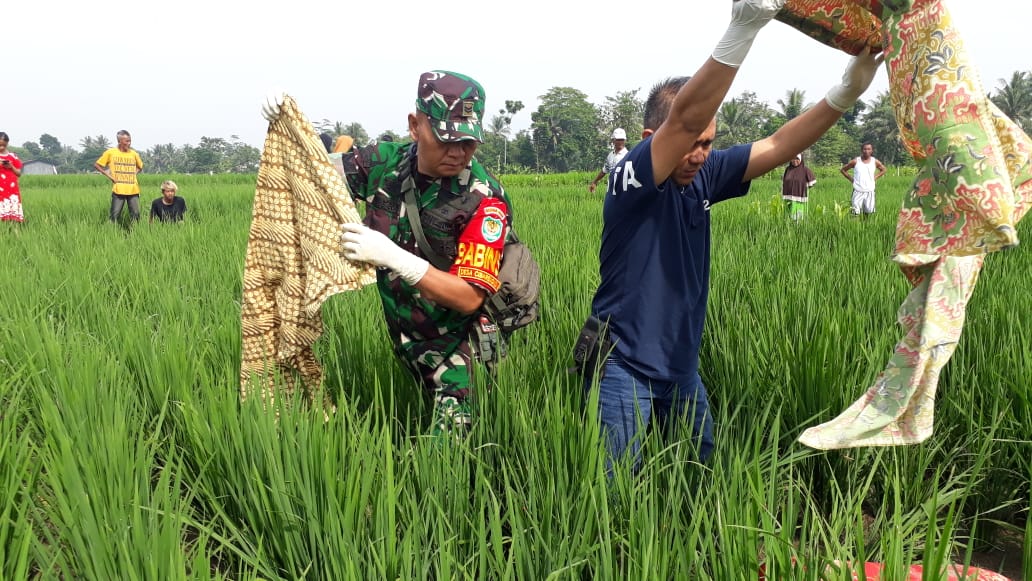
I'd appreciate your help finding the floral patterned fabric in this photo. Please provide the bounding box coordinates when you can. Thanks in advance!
[774,0,882,56]
[782,0,1031,449]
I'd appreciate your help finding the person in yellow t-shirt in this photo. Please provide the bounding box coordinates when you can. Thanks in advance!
[94,130,144,223]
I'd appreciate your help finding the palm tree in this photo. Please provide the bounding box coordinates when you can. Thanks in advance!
[489,114,508,137]
[147,145,166,172]
[777,88,808,121]
[716,99,756,148]
[860,91,903,165]
[990,71,1032,132]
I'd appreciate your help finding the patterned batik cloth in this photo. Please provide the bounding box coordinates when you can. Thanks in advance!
[778,0,1032,449]
[239,96,376,412]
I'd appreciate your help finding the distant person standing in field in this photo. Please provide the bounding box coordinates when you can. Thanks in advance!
[149,180,187,223]
[94,130,144,224]
[576,0,883,472]
[840,142,885,216]
[589,128,630,193]
[0,132,25,222]
[263,71,512,437]
[782,153,816,220]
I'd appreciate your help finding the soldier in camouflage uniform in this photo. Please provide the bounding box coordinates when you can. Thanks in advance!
[334,71,511,435]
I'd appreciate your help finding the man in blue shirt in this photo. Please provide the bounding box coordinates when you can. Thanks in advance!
[585,0,884,471]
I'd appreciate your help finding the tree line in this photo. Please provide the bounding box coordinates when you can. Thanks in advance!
[11,134,262,175]
[13,70,1031,175]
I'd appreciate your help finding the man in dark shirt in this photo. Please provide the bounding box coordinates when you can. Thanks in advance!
[150,180,187,223]
[585,0,883,472]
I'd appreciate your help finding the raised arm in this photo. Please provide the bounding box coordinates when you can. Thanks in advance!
[651,0,785,186]
[744,48,884,182]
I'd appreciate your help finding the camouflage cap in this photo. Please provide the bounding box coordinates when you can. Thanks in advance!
[415,70,485,143]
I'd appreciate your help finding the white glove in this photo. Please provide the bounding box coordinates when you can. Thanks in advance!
[341,223,429,286]
[261,90,286,122]
[712,0,787,68]
[825,47,885,112]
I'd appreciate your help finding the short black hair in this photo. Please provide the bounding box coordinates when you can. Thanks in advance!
[0,131,8,143]
[643,77,690,131]
[117,130,131,139]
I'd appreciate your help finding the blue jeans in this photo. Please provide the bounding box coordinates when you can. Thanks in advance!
[588,354,714,472]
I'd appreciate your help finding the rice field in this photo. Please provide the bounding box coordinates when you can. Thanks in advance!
[0,171,1029,580]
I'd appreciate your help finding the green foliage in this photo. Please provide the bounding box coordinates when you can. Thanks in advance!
[76,145,108,173]
[39,133,63,157]
[14,67,1032,177]
[990,70,1032,133]
[7,145,30,159]
[531,87,601,172]
[716,91,774,148]
[20,141,42,158]
[478,100,526,175]
[810,122,859,166]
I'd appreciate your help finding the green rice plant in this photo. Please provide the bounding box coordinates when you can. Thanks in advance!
[0,370,36,579]
[0,172,1027,578]
[30,349,203,579]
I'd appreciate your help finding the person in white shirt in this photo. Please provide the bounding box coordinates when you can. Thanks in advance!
[840,142,886,216]
[589,128,630,193]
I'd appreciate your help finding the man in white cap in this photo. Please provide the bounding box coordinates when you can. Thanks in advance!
[589,128,630,193]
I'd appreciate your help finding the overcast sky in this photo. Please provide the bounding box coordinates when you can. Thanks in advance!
[7,1,1027,151]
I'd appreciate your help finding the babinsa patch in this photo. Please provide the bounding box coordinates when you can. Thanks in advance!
[481,206,505,243]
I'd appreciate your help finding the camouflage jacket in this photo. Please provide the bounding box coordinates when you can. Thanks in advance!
[343,141,508,395]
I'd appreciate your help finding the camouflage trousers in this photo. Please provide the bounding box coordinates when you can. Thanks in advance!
[395,336,475,402]
[394,337,478,435]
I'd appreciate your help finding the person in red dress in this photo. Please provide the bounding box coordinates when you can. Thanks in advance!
[0,132,25,222]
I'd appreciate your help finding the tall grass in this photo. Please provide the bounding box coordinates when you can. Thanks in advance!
[0,172,1027,578]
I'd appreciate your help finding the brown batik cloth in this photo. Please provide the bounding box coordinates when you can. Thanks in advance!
[239,96,376,411]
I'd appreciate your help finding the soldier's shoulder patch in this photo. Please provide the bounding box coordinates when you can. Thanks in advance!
[481,206,506,243]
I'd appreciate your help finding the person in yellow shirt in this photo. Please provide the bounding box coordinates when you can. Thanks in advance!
[94,130,144,223]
